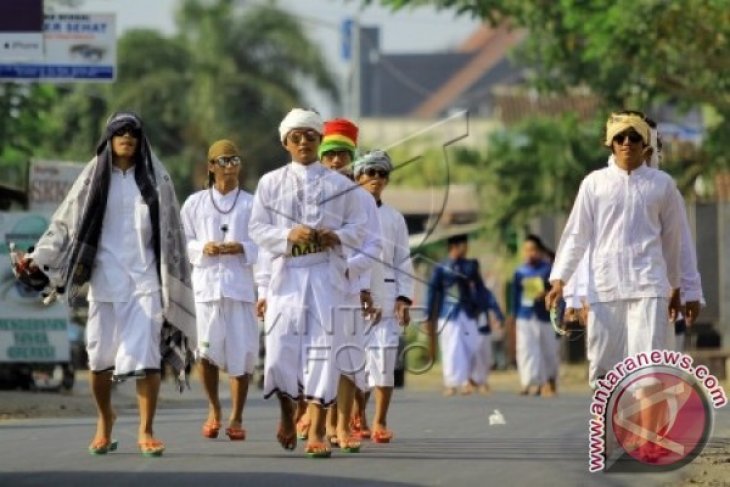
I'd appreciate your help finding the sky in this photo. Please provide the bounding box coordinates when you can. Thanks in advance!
[65,0,482,115]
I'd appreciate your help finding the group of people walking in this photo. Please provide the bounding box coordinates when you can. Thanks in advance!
[17,108,413,458]
[13,108,702,464]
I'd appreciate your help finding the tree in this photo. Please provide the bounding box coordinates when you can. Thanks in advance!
[369,0,730,187]
[13,0,338,199]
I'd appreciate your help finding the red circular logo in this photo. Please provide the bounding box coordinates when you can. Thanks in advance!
[611,370,709,466]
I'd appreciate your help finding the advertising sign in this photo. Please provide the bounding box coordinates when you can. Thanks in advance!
[0,212,70,363]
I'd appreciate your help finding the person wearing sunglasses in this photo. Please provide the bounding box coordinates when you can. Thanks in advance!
[352,150,414,445]
[180,140,259,443]
[546,111,685,459]
[249,108,368,458]
[17,112,196,457]
[315,118,381,452]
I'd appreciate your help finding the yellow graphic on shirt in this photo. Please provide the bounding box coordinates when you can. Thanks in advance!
[521,276,545,307]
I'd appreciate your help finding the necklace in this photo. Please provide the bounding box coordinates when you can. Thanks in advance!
[209,187,240,214]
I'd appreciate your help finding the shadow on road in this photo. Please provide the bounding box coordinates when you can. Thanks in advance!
[0,472,421,487]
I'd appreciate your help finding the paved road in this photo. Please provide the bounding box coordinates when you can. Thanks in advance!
[2,380,727,487]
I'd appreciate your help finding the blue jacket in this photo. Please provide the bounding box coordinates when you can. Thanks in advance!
[477,286,505,334]
[427,258,498,325]
[511,260,552,322]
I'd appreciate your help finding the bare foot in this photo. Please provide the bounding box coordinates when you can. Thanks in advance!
[443,387,457,397]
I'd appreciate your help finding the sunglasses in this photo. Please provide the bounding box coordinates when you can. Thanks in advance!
[211,155,241,167]
[363,168,389,179]
[322,149,352,159]
[288,130,319,144]
[113,126,140,138]
[612,131,643,145]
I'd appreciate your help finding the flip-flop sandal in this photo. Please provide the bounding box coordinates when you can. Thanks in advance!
[277,423,297,451]
[296,419,311,440]
[372,429,393,444]
[339,436,361,453]
[226,426,246,441]
[305,441,332,458]
[138,439,165,457]
[88,438,118,455]
[328,434,339,447]
[202,421,221,439]
[351,416,371,439]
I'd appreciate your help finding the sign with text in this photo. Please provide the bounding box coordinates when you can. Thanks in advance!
[0,212,70,363]
[0,0,44,62]
[0,13,116,82]
[28,159,84,212]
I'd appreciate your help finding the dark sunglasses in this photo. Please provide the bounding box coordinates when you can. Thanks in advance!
[613,131,643,145]
[113,126,141,138]
[211,155,241,167]
[322,149,352,159]
[364,168,389,179]
[288,130,319,144]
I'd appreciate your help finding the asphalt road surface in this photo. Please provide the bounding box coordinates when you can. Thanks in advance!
[2,379,727,487]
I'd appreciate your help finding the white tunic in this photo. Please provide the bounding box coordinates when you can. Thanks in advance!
[180,187,258,303]
[370,202,414,317]
[249,161,367,291]
[563,162,703,306]
[88,166,159,302]
[551,164,683,303]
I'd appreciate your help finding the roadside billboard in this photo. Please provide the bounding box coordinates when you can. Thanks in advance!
[0,13,116,82]
[0,212,70,363]
[28,159,84,212]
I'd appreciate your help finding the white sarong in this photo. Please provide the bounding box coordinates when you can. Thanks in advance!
[438,311,480,388]
[587,297,669,387]
[263,254,343,406]
[195,298,258,377]
[86,292,163,376]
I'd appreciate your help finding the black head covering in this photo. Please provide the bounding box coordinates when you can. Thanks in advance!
[66,112,161,296]
[447,233,468,246]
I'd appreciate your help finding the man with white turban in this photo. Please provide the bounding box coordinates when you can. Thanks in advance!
[249,108,367,458]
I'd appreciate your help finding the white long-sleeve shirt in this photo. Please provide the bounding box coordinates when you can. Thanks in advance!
[371,202,414,317]
[551,164,683,303]
[180,187,258,303]
[249,161,367,294]
[86,166,159,302]
[563,160,703,306]
[254,186,381,298]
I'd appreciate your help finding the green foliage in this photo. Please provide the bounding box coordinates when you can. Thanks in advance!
[370,0,730,186]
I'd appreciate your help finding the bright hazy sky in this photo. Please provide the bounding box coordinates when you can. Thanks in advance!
[63,0,482,115]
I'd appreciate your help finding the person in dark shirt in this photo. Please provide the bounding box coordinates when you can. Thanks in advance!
[512,235,557,397]
[468,283,505,394]
[426,234,489,396]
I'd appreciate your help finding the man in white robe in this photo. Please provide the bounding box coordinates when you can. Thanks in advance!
[249,108,367,458]
[181,140,259,442]
[318,118,381,452]
[546,111,685,461]
[353,150,414,444]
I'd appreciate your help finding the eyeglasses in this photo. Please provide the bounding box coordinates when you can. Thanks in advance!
[612,131,643,145]
[212,156,241,167]
[322,150,352,159]
[113,126,140,138]
[363,168,389,179]
[287,130,319,145]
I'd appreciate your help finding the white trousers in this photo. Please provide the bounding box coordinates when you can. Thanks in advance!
[333,292,369,392]
[365,316,400,388]
[516,317,559,388]
[86,292,163,378]
[263,261,342,406]
[469,333,492,385]
[195,298,258,377]
[438,311,480,388]
[586,298,669,387]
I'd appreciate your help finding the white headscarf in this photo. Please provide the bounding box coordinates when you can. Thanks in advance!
[278,108,323,142]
